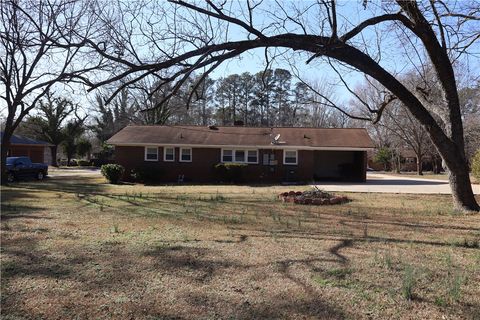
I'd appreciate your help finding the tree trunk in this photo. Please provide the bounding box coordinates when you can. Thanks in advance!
[448,162,479,212]
[416,157,423,175]
[395,154,401,173]
[51,145,58,167]
[1,129,13,184]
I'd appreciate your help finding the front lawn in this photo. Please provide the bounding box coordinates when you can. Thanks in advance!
[1,176,479,319]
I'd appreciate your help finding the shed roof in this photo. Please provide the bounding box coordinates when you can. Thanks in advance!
[107,125,374,150]
[1,132,53,146]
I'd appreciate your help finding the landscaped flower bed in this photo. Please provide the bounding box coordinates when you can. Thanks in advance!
[279,188,349,205]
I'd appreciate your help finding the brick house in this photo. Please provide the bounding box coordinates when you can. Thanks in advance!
[107,125,374,183]
[1,132,53,165]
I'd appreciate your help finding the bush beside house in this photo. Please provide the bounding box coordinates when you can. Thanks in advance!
[214,163,247,183]
[101,164,125,184]
[131,165,164,184]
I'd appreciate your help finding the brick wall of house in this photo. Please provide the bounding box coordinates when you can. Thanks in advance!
[8,145,47,163]
[114,146,316,183]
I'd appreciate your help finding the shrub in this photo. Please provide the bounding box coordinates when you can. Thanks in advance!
[131,165,163,184]
[214,163,247,183]
[374,147,393,171]
[472,150,480,182]
[101,164,125,184]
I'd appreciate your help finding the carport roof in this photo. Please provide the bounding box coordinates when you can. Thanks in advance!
[107,125,374,150]
[1,132,53,146]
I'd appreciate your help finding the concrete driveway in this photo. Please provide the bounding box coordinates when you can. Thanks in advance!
[314,172,480,194]
[47,167,101,177]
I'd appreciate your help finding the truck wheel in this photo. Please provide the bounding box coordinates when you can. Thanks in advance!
[7,173,15,183]
[36,171,45,180]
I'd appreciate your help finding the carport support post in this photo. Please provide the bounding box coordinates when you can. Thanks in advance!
[362,151,367,182]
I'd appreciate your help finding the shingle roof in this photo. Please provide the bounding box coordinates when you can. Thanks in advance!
[0,132,53,146]
[107,125,374,149]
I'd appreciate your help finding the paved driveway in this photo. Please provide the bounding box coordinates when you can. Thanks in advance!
[314,173,480,194]
[47,167,101,177]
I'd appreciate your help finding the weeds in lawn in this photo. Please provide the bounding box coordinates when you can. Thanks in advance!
[383,253,393,269]
[313,268,354,289]
[460,237,479,248]
[209,192,226,202]
[271,230,278,242]
[446,269,464,302]
[1,261,18,277]
[402,264,416,300]
[327,268,353,279]
[111,224,119,233]
[372,251,394,270]
[176,194,188,201]
[434,296,447,306]
[441,252,464,303]
[312,276,335,287]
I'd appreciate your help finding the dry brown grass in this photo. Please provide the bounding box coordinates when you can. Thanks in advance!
[1,176,480,319]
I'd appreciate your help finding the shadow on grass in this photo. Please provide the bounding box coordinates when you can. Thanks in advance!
[0,203,48,221]
[9,175,107,196]
[1,235,75,279]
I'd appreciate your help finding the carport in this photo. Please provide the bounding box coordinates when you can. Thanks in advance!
[313,150,367,182]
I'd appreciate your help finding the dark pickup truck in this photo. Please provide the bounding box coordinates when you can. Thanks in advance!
[6,156,48,182]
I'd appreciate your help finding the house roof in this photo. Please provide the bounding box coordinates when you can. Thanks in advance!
[0,132,53,146]
[107,125,374,150]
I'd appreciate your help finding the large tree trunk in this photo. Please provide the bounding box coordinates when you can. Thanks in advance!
[448,162,479,212]
[437,142,479,211]
[51,145,58,167]
[1,128,13,184]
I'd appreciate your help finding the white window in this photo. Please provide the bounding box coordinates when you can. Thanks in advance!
[235,150,245,162]
[283,150,298,165]
[222,148,259,164]
[222,149,233,162]
[247,150,258,164]
[144,146,158,161]
[180,147,192,162]
[164,147,175,162]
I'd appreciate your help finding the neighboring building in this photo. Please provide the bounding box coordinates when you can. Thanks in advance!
[399,149,442,173]
[367,148,443,173]
[1,132,53,165]
[107,125,374,183]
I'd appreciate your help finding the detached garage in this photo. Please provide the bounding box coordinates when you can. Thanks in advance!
[1,132,53,165]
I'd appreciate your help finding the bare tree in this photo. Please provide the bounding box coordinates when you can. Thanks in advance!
[29,90,77,166]
[354,79,434,175]
[86,1,480,211]
[0,0,103,182]
[381,101,433,175]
